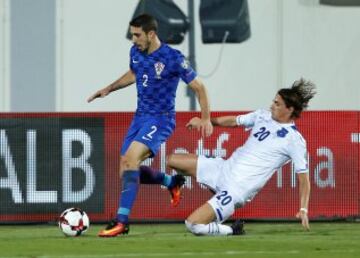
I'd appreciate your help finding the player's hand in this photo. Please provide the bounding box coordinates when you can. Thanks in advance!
[186,117,201,130]
[87,88,110,103]
[186,117,213,137]
[296,210,310,231]
[199,118,213,137]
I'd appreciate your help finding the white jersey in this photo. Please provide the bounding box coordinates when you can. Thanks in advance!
[221,109,308,204]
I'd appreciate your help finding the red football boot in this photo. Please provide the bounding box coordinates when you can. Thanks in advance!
[98,220,129,237]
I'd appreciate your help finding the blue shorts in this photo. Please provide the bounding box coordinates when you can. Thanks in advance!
[121,114,175,157]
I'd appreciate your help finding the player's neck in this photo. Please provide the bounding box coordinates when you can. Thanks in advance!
[279,120,293,125]
[147,38,161,54]
[272,115,293,124]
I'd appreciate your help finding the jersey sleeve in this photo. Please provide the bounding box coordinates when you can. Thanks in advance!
[236,110,259,128]
[288,136,308,174]
[172,50,197,84]
[129,46,136,71]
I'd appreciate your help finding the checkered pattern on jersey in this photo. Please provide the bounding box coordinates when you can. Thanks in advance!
[130,44,196,115]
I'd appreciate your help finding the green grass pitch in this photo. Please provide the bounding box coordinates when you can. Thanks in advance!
[0,222,359,258]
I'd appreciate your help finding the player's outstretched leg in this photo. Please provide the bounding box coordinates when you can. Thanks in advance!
[139,165,185,207]
[98,219,130,237]
[168,174,185,207]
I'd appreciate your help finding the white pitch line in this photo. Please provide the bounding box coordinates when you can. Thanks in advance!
[19,248,354,258]
[0,249,356,258]
[37,251,300,258]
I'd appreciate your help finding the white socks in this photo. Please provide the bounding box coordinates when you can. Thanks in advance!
[185,220,233,236]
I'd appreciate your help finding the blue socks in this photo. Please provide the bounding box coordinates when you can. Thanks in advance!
[117,167,175,224]
[117,170,139,224]
[139,165,173,187]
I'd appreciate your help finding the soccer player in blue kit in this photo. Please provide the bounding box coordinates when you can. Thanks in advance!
[87,14,213,237]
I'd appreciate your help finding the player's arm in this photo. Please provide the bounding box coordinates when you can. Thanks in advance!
[186,116,237,131]
[188,78,213,137]
[87,70,136,103]
[187,110,258,130]
[296,172,310,230]
[211,116,238,127]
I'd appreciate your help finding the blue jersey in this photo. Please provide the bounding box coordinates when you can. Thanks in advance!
[129,43,197,116]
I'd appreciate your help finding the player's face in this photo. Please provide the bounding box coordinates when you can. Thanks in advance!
[130,26,152,52]
[270,94,294,123]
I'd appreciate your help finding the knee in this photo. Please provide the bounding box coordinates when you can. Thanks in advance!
[120,155,138,172]
[185,220,204,236]
[185,220,198,235]
[166,154,176,168]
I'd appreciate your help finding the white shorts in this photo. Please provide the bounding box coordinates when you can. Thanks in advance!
[196,155,245,223]
[196,155,225,192]
[207,191,236,223]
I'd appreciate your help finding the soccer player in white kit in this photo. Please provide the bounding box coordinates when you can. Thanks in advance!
[167,78,316,236]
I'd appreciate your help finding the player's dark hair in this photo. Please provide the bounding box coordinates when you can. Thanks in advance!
[278,78,316,119]
[129,14,158,33]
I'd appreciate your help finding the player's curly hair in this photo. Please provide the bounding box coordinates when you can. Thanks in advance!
[278,78,316,119]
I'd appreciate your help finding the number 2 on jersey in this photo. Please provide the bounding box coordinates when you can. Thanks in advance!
[142,74,148,87]
[142,125,157,141]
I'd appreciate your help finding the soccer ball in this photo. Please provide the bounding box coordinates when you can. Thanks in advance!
[58,208,90,237]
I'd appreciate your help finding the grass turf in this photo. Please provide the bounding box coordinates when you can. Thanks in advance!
[0,222,359,258]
